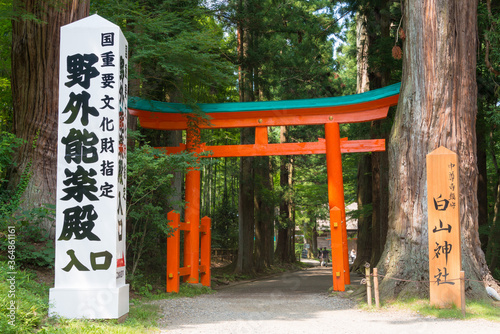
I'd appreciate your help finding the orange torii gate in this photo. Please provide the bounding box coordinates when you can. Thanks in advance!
[129,83,400,291]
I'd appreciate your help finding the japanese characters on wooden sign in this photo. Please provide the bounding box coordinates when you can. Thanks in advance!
[49,14,128,319]
[426,146,462,308]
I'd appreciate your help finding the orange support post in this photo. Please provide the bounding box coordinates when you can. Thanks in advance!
[166,210,181,293]
[255,126,268,145]
[329,207,345,291]
[200,216,212,287]
[325,122,350,290]
[184,126,201,284]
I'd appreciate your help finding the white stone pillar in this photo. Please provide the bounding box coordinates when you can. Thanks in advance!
[49,14,128,319]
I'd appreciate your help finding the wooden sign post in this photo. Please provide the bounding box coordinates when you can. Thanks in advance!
[426,146,462,308]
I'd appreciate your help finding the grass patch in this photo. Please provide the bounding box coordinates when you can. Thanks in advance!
[360,297,500,321]
[0,261,216,333]
[142,283,215,301]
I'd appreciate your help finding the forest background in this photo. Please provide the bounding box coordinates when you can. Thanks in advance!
[0,0,499,303]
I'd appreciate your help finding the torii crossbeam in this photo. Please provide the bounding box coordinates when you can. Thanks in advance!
[129,82,400,291]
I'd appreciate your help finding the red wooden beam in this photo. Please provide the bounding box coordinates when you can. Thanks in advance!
[131,105,393,130]
[156,139,385,158]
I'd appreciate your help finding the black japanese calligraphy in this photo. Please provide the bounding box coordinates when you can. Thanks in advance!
[119,83,124,106]
[118,159,124,184]
[100,160,114,176]
[90,251,112,270]
[101,32,114,46]
[61,128,99,164]
[120,56,125,81]
[432,219,452,233]
[100,95,115,110]
[433,241,452,264]
[65,53,100,89]
[62,249,89,272]
[62,91,99,126]
[61,166,98,202]
[101,73,115,89]
[433,195,449,211]
[59,205,100,241]
[62,250,113,271]
[434,267,455,285]
[100,137,115,153]
[99,182,115,198]
[449,170,455,183]
[101,51,115,67]
[100,117,114,132]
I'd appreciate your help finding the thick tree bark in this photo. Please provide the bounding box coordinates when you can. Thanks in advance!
[235,0,255,273]
[10,0,90,236]
[275,126,295,263]
[254,155,274,271]
[356,12,369,94]
[237,128,255,274]
[368,0,391,267]
[370,126,390,266]
[354,15,373,271]
[352,154,373,272]
[380,0,496,299]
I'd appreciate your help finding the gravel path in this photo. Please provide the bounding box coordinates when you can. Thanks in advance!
[153,265,500,334]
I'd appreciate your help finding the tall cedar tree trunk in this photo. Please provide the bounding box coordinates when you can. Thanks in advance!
[252,26,274,271]
[10,0,90,236]
[356,12,369,94]
[352,154,372,271]
[353,11,372,272]
[368,0,391,267]
[254,155,274,271]
[275,126,294,263]
[236,0,255,274]
[380,0,496,298]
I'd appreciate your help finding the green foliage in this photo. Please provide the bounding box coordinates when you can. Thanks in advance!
[0,1,12,132]
[0,262,49,333]
[92,0,236,103]
[126,132,199,283]
[211,198,239,249]
[477,1,500,275]
[0,205,55,268]
[0,131,55,269]
[199,128,241,248]
[0,131,22,187]
[294,242,304,259]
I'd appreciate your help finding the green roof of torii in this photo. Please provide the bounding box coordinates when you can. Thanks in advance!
[128,82,401,114]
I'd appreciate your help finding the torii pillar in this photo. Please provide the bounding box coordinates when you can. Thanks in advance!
[325,122,350,291]
[184,126,200,283]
